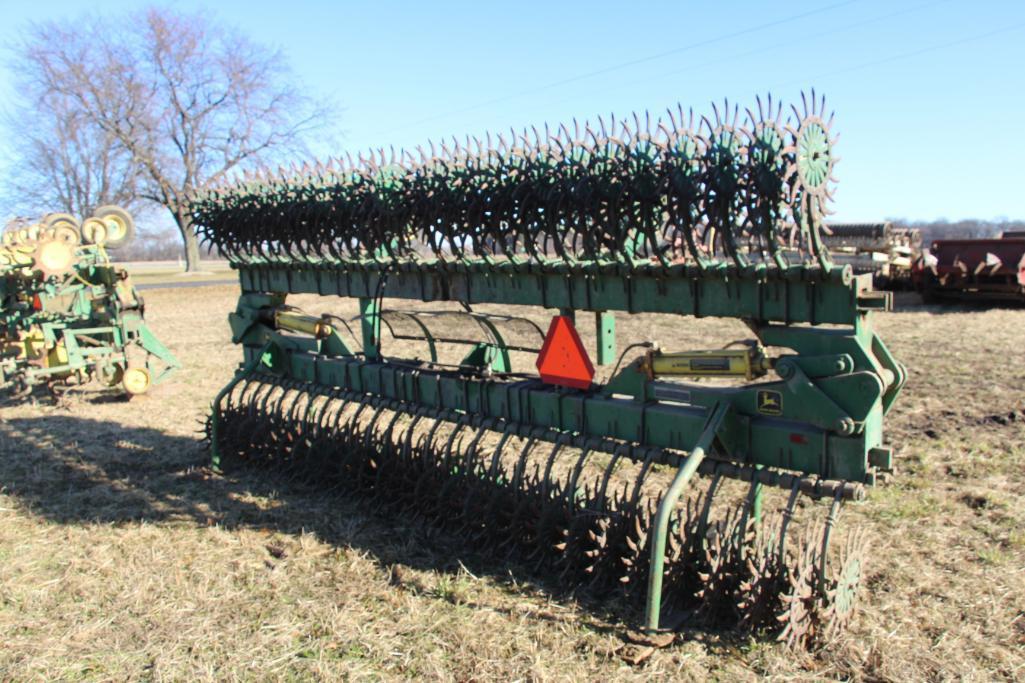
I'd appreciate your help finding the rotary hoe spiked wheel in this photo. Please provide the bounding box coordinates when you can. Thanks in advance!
[209,372,887,649]
[193,92,904,652]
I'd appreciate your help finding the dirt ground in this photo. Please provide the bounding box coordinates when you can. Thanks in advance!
[1,286,1023,681]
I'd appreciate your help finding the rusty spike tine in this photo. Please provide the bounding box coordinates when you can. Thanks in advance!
[619,116,632,142]
[510,435,538,489]
[516,129,529,156]
[484,430,511,478]
[777,479,802,559]
[789,102,802,128]
[625,449,658,508]
[699,113,713,136]
[463,421,492,472]
[818,488,846,580]
[745,105,757,129]
[594,444,626,507]
[736,478,760,537]
[544,121,554,147]
[442,422,469,470]
[564,445,592,505]
[400,412,426,458]
[557,121,570,143]
[697,469,725,533]
[664,106,677,132]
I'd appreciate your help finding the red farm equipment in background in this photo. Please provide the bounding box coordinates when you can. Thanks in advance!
[913,232,1025,304]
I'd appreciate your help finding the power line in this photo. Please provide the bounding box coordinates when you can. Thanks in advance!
[379,0,864,135]
[534,0,950,115]
[774,19,1025,88]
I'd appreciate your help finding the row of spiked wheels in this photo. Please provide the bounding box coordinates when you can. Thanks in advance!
[210,374,869,648]
[189,92,839,270]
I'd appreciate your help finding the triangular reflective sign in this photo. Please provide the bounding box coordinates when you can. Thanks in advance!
[536,315,594,389]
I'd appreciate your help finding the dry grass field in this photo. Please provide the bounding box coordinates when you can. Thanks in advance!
[1,285,1023,681]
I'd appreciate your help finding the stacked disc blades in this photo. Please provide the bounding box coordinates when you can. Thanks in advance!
[211,374,867,647]
[190,92,838,269]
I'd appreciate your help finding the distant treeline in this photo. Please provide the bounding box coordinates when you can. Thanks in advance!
[115,233,219,261]
[896,219,1025,245]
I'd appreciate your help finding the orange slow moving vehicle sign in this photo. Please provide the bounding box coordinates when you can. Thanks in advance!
[535,315,595,389]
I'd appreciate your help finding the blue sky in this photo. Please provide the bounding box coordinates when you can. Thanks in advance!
[1,0,1023,223]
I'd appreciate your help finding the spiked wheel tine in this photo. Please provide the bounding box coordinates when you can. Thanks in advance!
[565,445,593,505]
[625,448,658,508]
[510,435,538,489]
[697,470,724,534]
[486,430,512,478]
[820,526,869,641]
[818,490,845,585]
[539,437,568,497]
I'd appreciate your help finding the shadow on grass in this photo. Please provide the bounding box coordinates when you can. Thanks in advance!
[0,414,633,637]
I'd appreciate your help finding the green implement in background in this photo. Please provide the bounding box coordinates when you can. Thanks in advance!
[1,207,180,398]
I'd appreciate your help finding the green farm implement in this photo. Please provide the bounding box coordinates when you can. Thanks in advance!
[193,92,905,647]
[0,207,180,398]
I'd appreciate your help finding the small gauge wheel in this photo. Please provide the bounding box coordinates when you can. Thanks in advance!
[91,205,135,249]
[122,367,151,395]
[42,213,82,246]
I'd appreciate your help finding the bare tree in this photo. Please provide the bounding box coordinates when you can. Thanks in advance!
[4,91,139,218]
[9,7,329,270]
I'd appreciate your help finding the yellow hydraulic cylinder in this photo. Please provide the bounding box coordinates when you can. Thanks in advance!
[273,309,334,339]
[643,346,772,381]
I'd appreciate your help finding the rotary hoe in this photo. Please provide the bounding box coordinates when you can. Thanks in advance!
[0,207,180,398]
[192,92,905,648]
